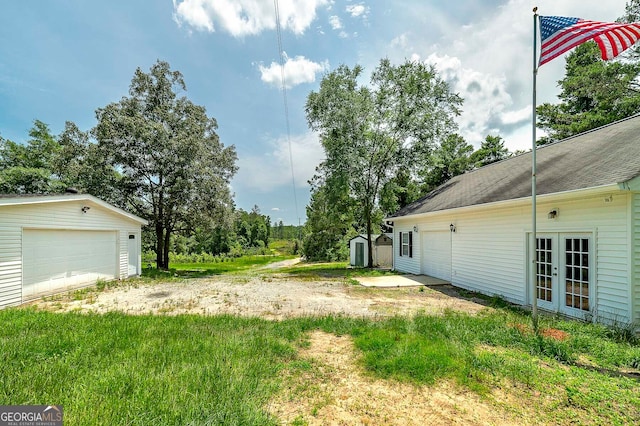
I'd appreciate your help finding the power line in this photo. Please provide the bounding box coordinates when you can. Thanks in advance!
[273,0,300,229]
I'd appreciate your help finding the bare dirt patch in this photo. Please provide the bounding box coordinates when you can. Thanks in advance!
[30,276,488,319]
[270,331,520,425]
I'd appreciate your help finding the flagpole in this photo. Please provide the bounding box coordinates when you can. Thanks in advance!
[531,7,539,330]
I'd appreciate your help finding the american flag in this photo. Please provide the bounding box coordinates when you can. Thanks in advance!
[539,16,640,66]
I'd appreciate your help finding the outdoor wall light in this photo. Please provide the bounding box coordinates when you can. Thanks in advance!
[450,224,456,232]
[547,209,558,219]
[81,206,91,213]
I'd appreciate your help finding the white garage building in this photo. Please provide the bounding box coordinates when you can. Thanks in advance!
[0,193,147,309]
[388,116,640,325]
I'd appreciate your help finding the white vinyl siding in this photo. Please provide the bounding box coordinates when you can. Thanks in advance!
[392,190,633,322]
[0,227,22,308]
[0,198,143,308]
[632,193,640,324]
[453,206,527,304]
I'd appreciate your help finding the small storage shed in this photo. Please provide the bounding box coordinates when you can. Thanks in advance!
[0,193,147,309]
[349,233,393,268]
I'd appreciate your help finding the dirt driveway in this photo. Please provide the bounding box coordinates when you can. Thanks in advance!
[31,271,489,318]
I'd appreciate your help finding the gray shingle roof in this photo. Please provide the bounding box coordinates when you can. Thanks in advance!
[391,114,640,218]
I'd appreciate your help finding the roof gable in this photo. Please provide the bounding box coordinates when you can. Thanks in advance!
[0,193,148,225]
[392,115,640,218]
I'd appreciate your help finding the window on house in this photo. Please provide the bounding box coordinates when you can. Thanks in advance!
[399,231,412,257]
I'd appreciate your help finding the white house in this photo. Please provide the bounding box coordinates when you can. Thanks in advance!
[388,115,640,325]
[0,193,147,309]
[349,233,393,268]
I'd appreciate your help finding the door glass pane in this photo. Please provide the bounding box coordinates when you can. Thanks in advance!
[564,238,589,311]
[536,238,553,302]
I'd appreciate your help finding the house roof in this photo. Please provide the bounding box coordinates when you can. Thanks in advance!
[390,114,640,218]
[0,193,148,225]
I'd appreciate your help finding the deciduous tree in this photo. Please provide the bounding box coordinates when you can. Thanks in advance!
[94,60,237,269]
[305,59,462,266]
[0,120,65,194]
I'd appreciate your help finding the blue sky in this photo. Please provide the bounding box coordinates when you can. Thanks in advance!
[0,0,629,225]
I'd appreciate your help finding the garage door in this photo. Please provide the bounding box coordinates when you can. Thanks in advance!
[23,229,117,299]
[421,231,451,281]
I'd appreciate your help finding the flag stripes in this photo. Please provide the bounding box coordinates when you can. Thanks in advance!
[539,16,640,66]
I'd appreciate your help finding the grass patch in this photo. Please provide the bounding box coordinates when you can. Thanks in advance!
[2,304,639,424]
[278,261,399,281]
[0,310,302,425]
[141,255,297,279]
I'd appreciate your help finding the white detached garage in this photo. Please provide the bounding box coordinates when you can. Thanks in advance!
[0,193,147,308]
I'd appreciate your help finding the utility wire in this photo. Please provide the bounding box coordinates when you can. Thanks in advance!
[273,0,300,230]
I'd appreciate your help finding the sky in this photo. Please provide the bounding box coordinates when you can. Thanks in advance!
[0,0,630,225]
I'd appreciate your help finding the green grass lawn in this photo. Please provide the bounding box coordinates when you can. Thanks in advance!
[142,254,298,279]
[277,261,399,282]
[1,305,639,425]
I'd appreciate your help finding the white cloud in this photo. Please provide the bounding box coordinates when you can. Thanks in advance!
[259,53,329,88]
[387,0,628,151]
[328,15,348,37]
[329,15,342,30]
[173,0,328,37]
[271,207,281,211]
[346,3,369,18]
[390,33,409,50]
[236,132,325,192]
[425,53,520,147]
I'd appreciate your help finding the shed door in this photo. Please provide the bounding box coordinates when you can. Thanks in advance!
[355,242,365,267]
[421,231,451,281]
[23,229,117,299]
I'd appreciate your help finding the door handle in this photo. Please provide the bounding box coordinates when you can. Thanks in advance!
[552,273,558,276]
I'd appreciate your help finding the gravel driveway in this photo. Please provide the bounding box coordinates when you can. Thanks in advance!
[31,272,490,318]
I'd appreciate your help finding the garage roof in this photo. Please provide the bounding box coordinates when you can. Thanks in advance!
[0,193,148,225]
[390,114,640,218]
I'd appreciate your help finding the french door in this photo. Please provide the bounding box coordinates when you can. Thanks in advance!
[533,233,592,316]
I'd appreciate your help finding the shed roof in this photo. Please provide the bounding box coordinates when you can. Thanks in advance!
[0,193,148,225]
[391,114,640,218]
[348,233,393,243]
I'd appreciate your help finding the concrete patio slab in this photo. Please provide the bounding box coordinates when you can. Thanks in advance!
[356,274,449,287]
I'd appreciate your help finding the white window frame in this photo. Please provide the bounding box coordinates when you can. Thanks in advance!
[401,232,409,257]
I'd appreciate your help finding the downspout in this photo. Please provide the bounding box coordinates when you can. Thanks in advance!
[386,220,395,271]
